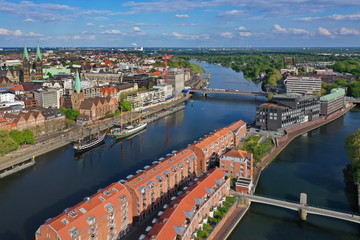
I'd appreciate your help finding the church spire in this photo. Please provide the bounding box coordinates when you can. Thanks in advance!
[74,69,82,93]
[35,45,42,61]
[23,45,29,61]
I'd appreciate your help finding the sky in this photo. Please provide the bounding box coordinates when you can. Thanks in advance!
[0,0,360,48]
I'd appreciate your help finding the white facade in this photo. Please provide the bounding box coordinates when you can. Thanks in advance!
[153,84,173,99]
[285,76,321,95]
[168,68,185,95]
[0,93,15,102]
[34,89,60,108]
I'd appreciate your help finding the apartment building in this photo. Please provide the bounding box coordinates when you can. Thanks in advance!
[35,182,133,240]
[220,149,253,194]
[285,76,321,95]
[124,148,198,222]
[147,168,230,240]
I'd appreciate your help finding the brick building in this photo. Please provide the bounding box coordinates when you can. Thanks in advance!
[124,148,198,221]
[320,88,345,116]
[220,149,253,194]
[35,182,133,240]
[146,168,230,240]
[78,96,118,122]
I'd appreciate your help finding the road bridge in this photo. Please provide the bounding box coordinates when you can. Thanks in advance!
[189,88,268,97]
[234,192,360,224]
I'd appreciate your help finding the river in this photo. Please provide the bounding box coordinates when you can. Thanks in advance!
[0,62,359,240]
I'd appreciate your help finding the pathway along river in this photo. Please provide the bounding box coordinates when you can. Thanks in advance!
[0,62,359,240]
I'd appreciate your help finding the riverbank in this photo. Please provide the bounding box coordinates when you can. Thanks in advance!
[223,103,355,239]
[0,94,191,178]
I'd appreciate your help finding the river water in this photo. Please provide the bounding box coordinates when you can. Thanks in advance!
[0,62,359,240]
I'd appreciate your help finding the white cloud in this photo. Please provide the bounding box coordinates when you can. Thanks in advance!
[0,28,43,37]
[169,32,210,40]
[339,27,360,35]
[220,32,234,38]
[219,9,245,17]
[239,31,252,37]
[235,26,247,31]
[59,35,96,41]
[273,24,310,35]
[133,27,142,32]
[295,13,360,21]
[92,16,109,21]
[24,18,36,22]
[318,27,333,37]
[86,22,95,26]
[102,30,125,35]
[175,14,190,18]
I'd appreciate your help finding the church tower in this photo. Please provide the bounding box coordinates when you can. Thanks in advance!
[22,45,30,82]
[35,45,43,79]
[71,69,84,110]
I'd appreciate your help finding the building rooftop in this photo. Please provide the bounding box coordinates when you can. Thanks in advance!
[320,88,346,102]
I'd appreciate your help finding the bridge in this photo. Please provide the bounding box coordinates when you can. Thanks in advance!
[234,192,360,224]
[189,88,268,97]
[346,97,360,104]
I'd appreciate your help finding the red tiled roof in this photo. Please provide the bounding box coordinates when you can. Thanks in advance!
[226,120,246,132]
[223,149,251,159]
[148,168,225,240]
[43,182,131,239]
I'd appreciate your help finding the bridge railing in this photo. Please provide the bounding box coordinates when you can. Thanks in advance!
[306,203,360,216]
[240,193,299,204]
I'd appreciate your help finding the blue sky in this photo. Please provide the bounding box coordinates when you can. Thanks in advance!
[0,0,360,47]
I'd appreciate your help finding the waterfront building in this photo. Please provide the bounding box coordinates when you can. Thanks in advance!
[124,148,198,222]
[153,84,173,99]
[220,149,253,194]
[146,168,230,240]
[256,93,320,131]
[226,120,247,146]
[78,96,118,122]
[284,76,321,95]
[168,68,185,95]
[33,88,61,108]
[35,182,133,240]
[123,74,154,88]
[320,88,346,116]
[188,128,234,175]
[126,89,166,109]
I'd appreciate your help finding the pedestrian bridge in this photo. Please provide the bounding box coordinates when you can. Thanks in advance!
[189,88,268,97]
[235,192,360,224]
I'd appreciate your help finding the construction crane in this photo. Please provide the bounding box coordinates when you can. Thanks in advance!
[162,54,174,84]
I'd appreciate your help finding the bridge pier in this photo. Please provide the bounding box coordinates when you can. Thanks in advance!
[203,93,207,97]
[299,193,308,221]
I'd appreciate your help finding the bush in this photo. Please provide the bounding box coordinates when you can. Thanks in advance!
[223,201,231,208]
[197,230,209,238]
[203,224,213,231]
[208,216,218,224]
[214,211,225,219]
[218,206,228,213]
[226,196,237,203]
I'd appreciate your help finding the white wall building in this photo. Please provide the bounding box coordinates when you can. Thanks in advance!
[153,84,173,99]
[0,93,15,102]
[34,89,61,108]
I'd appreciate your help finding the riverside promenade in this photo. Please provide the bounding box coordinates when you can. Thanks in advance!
[0,94,191,178]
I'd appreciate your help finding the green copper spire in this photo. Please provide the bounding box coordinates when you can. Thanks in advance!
[35,45,42,61]
[23,45,29,61]
[74,69,82,93]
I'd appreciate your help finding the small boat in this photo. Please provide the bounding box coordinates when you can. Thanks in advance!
[110,122,147,139]
[73,130,108,154]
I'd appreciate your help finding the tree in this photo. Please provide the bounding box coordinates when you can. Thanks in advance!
[22,129,35,144]
[9,129,24,145]
[120,100,132,112]
[149,68,157,73]
[345,129,360,167]
[0,130,19,155]
[60,107,80,121]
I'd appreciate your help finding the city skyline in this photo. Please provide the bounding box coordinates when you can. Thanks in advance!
[0,0,360,47]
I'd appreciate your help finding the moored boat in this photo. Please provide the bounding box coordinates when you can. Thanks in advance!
[73,130,108,154]
[110,122,147,139]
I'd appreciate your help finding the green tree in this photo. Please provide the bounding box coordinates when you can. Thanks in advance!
[22,129,35,144]
[149,68,157,73]
[9,129,24,145]
[59,107,80,121]
[0,129,19,155]
[120,100,132,112]
[345,129,360,167]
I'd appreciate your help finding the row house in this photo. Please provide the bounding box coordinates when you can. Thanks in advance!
[78,96,118,122]
[124,149,197,222]
[188,128,234,175]
[4,111,45,131]
[147,168,230,240]
[226,120,247,146]
[35,182,133,240]
[220,149,254,194]
[0,116,12,130]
